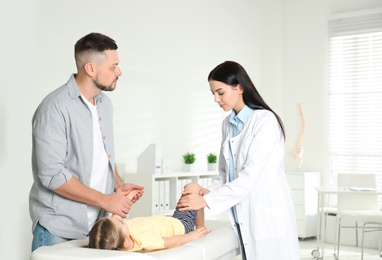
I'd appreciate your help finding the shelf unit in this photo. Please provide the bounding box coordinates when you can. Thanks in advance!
[286,171,320,239]
[124,171,218,219]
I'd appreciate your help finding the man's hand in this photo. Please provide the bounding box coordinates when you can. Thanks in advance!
[116,183,144,203]
[101,191,133,218]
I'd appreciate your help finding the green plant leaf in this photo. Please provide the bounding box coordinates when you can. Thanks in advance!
[183,152,196,164]
[207,152,217,163]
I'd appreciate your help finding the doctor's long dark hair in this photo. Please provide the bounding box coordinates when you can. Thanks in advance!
[208,61,285,139]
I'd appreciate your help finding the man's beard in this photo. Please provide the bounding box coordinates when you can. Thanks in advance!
[93,78,117,92]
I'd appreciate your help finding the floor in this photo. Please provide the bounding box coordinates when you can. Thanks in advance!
[232,238,381,259]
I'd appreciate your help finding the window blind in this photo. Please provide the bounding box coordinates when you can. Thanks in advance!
[328,10,382,203]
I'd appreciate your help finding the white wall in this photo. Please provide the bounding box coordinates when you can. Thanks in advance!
[0,0,36,259]
[283,0,382,185]
[1,0,381,259]
[283,0,382,249]
[0,0,283,259]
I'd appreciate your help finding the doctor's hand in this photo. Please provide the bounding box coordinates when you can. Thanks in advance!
[176,192,207,211]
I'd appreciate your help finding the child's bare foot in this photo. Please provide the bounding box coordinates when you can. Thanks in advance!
[126,190,140,200]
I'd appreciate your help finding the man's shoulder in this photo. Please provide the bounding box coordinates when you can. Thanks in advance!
[38,74,78,107]
[32,79,77,122]
[38,84,71,110]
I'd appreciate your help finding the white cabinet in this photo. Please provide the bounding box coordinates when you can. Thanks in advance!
[124,171,218,219]
[286,171,320,239]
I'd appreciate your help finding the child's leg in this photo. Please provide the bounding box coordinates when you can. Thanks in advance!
[172,183,205,233]
[196,208,205,229]
[183,183,205,229]
[126,190,139,200]
[183,183,202,194]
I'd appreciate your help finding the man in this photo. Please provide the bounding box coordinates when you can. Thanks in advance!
[29,32,143,252]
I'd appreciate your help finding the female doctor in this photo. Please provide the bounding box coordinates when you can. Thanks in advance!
[177,61,300,259]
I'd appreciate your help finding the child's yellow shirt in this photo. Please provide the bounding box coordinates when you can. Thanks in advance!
[126,216,185,252]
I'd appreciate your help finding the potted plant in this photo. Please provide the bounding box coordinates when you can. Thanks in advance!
[207,152,217,171]
[183,152,196,172]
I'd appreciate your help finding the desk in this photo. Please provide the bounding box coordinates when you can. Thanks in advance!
[312,187,382,259]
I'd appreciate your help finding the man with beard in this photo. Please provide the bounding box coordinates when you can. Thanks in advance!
[29,33,144,252]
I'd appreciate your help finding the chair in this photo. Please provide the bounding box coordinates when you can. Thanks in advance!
[361,221,382,259]
[333,174,381,259]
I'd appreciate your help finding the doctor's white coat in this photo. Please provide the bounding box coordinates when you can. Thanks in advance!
[204,110,300,260]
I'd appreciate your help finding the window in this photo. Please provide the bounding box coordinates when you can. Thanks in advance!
[328,9,382,200]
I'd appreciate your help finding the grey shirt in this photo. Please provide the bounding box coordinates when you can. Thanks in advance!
[29,74,115,239]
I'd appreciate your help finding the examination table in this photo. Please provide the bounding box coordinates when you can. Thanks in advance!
[30,220,240,260]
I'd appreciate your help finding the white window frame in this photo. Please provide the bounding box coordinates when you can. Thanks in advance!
[328,9,382,206]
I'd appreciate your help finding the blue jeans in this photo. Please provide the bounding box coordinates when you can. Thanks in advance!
[32,222,71,252]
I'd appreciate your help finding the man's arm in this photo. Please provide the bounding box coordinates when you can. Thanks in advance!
[54,176,133,218]
[114,163,125,191]
[162,226,210,248]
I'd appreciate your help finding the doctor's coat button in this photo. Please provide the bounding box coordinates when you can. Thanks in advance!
[99,117,102,121]
[102,136,106,140]
[108,154,111,158]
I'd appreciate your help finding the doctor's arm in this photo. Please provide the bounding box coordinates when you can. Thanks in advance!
[204,115,282,215]
[178,114,281,213]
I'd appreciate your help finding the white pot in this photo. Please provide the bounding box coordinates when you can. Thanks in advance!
[184,164,194,172]
[208,163,217,171]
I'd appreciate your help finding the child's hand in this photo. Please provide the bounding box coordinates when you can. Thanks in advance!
[188,226,211,240]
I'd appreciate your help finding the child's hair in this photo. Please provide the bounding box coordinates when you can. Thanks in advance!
[88,217,125,250]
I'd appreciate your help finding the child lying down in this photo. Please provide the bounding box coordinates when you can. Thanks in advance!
[88,183,211,252]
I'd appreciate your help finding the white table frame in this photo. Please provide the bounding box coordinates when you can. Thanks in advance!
[312,187,382,259]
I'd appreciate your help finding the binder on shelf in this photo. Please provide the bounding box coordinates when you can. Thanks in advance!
[198,178,203,187]
[200,177,208,188]
[181,179,186,194]
[179,178,192,194]
[137,144,162,174]
[208,177,213,186]
[159,180,165,212]
[177,180,183,199]
[164,180,170,211]
[153,180,160,213]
